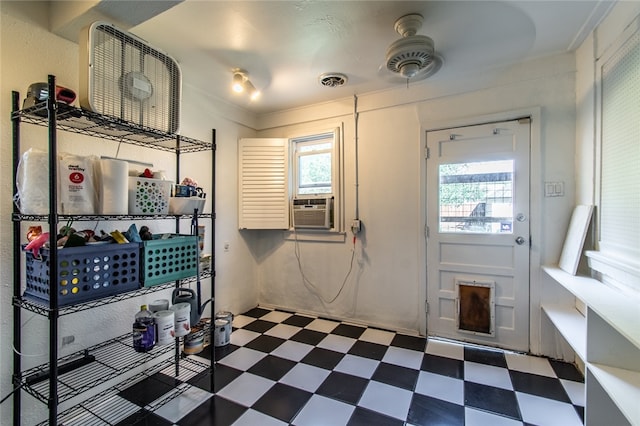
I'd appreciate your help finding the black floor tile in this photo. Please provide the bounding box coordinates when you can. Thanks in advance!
[371,362,419,391]
[316,371,369,405]
[117,373,182,407]
[348,340,388,361]
[464,345,508,368]
[574,405,585,423]
[301,347,345,370]
[291,328,329,346]
[188,363,241,393]
[113,409,173,426]
[332,323,367,339]
[549,359,585,382]
[421,353,464,379]
[390,334,427,352]
[244,334,286,353]
[347,406,405,426]
[242,319,278,333]
[407,393,465,426]
[247,354,297,381]
[243,307,272,318]
[251,382,313,423]
[283,314,316,328]
[510,370,571,402]
[464,381,522,420]
[177,395,246,426]
[213,343,238,361]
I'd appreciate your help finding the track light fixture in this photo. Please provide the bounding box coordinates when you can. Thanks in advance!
[232,69,260,101]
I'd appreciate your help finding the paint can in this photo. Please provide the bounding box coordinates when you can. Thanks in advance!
[184,330,204,355]
[215,311,233,343]
[171,302,191,337]
[149,299,170,313]
[214,319,230,346]
[154,310,175,345]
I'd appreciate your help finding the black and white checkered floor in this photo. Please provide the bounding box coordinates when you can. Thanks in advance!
[111,307,585,426]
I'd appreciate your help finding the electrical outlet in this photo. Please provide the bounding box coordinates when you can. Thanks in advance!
[223,241,230,252]
[351,219,361,234]
[61,335,75,346]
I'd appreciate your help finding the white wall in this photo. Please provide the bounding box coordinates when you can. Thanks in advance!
[252,52,578,339]
[0,3,258,424]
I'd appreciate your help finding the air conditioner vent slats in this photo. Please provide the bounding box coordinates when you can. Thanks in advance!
[292,197,333,229]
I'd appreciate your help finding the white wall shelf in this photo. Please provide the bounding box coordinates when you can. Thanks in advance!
[541,265,640,426]
[540,304,586,361]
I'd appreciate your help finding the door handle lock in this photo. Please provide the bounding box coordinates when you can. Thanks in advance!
[515,236,526,245]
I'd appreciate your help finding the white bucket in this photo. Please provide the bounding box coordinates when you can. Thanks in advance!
[214,319,230,346]
[154,310,175,345]
[149,299,170,313]
[171,302,191,337]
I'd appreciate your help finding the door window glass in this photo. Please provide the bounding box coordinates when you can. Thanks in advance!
[439,160,514,233]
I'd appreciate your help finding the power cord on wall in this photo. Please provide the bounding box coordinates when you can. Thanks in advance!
[291,202,357,304]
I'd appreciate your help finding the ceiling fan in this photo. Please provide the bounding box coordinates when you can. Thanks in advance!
[383,13,443,83]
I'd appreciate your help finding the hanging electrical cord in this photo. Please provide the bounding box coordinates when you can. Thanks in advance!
[293,229,357,304]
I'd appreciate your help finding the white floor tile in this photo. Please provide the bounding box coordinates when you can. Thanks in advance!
[279,363,331,393]
[217,372,275,407]
[270,340,314,362]
[232,408,288,426]
[217,347,266,371]
[261,310,293,323]
[153,385,212,422]
[305,318,339,333]
[505,352,556,377]
[317,334,356,353]
[334,354,380,379]
[561,378,586,406]
[382,346,424,370]
[264,323,302,340]
[359,328,395,346]
[230,328,262,346]
[358,380,413,420]
[414,371,464,405]
[291,394,355,426]
[516,391,583,426]
[425,338,465,360]
[465,407,523,426]
[232,314,258,328]
[464,361,514,390]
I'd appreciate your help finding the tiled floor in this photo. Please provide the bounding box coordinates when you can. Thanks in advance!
[111,307,585,425]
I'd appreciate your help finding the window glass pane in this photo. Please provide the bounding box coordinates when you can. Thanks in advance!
[298,152,331,194]
[299,142,331,152]
[439,160,513,233]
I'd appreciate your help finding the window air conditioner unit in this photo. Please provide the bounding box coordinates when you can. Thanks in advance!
[292,197,333,229]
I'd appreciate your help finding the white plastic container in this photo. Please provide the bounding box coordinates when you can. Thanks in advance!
[170,302,191,337]
[168,197,206,215]
[154,310,175,345]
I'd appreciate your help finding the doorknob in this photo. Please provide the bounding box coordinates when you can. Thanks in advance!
[515,236,526,245]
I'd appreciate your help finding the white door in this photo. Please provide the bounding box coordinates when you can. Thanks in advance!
[426,119,530,352]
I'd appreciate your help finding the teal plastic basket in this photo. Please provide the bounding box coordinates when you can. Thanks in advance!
[141,235,198,287]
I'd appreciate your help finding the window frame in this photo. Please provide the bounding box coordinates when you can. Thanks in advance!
[289,126,343,233]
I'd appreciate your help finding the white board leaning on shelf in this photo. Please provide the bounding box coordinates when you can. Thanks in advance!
[559,205,593,275]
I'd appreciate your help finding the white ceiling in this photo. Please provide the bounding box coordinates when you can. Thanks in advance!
[56,0,614,115]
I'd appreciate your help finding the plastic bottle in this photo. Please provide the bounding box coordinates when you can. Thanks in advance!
[133,304,156,352]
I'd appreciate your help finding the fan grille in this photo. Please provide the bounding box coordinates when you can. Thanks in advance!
[83,23,181,134]
[386,35,435,74]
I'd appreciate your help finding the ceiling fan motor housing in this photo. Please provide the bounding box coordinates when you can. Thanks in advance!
[385,13,442,80]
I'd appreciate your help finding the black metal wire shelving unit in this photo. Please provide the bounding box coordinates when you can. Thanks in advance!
[11,75,216,426]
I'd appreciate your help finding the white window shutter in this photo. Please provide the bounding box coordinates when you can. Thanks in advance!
[238,138,289,229]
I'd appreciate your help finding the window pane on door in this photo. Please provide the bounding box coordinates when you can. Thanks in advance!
[439,160,514,233]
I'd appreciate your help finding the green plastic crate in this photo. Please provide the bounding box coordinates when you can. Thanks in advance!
[141,235,198,287]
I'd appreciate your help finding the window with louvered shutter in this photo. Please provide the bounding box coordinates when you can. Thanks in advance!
[238,138,289,229]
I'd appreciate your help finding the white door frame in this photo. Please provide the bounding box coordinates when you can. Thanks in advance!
[418,107,543,355]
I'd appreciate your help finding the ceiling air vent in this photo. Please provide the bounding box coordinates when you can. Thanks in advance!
[319,73,348,88]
